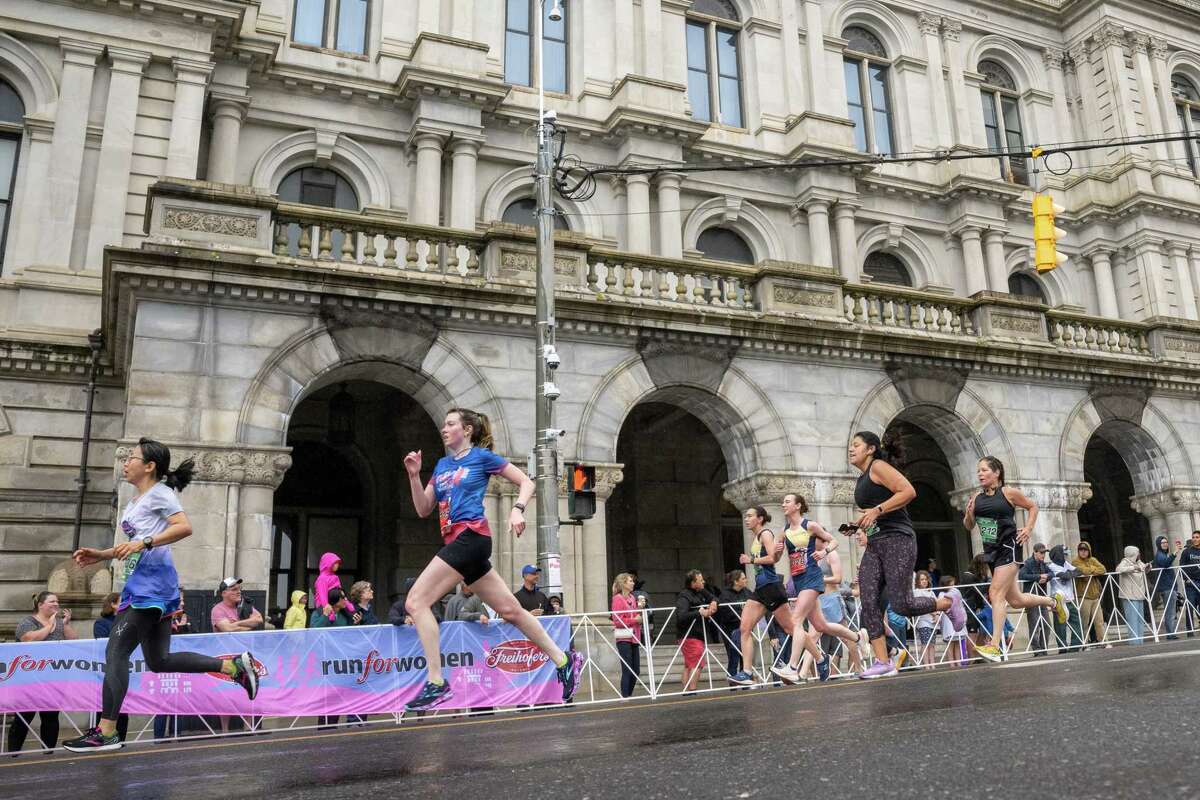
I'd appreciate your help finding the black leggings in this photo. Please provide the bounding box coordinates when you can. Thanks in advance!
[858,535,936,641]
[103,608,224,720]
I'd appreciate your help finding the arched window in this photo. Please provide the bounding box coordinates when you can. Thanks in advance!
[0,80,24,269]
[979,60,1027,185]
[292,0,369,54]
[278,166,359,257]
[505,0,568,94]
[1007,272,1047,303]
[686,0,743,127]
[697,226,754,264]
[843,26,894,155]
[863,251,912,286]
[1172,74,1200,176]
[501,197,569,231]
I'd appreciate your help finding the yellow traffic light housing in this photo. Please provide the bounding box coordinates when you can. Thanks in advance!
[1032,193,1067,273]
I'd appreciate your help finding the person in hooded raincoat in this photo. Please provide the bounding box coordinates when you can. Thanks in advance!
[315,552,354,622]
[1046,545,1083,652]
[284,590,308,630]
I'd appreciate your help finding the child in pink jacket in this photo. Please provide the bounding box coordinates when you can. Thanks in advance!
[315,552,355,621]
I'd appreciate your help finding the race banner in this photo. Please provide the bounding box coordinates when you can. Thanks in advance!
[0,617,571,715]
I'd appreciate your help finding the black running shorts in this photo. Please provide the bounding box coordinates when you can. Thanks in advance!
[750,580,788,613]
[983,537,1022,569]
[436,529,493,585]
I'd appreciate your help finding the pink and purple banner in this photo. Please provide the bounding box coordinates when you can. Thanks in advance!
[0,617,571,715]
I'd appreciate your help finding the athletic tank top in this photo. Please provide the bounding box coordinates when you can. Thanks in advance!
[750,529,781,588]
[783,519,818,577]
[973,488,1017,547]
[853,459,915,539]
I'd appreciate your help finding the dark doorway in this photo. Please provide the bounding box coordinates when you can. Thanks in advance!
[1078,434,1152,573]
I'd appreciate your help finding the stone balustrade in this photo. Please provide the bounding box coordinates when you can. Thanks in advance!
[583,248,757,310]
[843,283,977,338]
[1046,310,1152,356]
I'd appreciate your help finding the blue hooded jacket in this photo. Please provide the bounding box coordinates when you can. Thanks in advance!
[1152,536,1177,595]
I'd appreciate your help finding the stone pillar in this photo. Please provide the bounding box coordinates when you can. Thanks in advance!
[1150,39,1186,162]
[625,174,652,254]
[1131,489,1200,548]
[1130,34,1168,162]
[6,119,53,271]
[410,132,445,226]
[805,200,833,268]
[84,48,151,271]
[832,202,858,282]
[39,40,103,269]
[206,95,249,185]
[1133,238,1170,318]
[1190,247,1200,316]
[957,227,988,296]
[640,0,663,79]
[577,465,624,615]
[1168,242,1200,320]
[448,138,482,231]
[941,20,975,147]
[1068,42,1103,168]
[918,13,952,147]
[983,229,1009,294]
[802,0,828,112]
[165,58,214,179]
[1018,482,1095,551]
[1096,25,1141,143]
[1086,248,1121,319]
[1043,48,1074,145]
[655,172,683,259]
[779,0,806,117]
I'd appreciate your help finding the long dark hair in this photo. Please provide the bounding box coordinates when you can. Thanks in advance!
[448,408,495,450]
[683,569,704,589]
[979,455,1006,486]
[138,437,196,492]
[750,505,771,524]
[784,493,809,514]
[854,430,904,466]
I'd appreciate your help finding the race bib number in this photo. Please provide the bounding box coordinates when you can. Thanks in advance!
[789,549,807,577]
[978,517,999,545]
[122,551,142,579]
[438,499,451,538]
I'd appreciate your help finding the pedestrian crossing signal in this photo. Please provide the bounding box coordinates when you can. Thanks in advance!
[566,463,596,521]
[1032,193,1067,274]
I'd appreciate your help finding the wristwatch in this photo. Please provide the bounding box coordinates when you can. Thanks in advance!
[141,536,154,551]
[514,502,527,512]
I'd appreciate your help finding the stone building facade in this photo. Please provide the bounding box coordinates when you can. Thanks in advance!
[2,0,1200,624]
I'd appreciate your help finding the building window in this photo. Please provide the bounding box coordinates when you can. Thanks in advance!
[278,167,360,257]
[863,251,912,286]
[979,60,1027,185]
[1008,272,1047,303]
[505,0,568,93]
[501,197,569,231]
[697,226,754,264]
[686,0,743,128]
[0,80,23,270]
[292,0,368,55]
[1173,74,1200,177]
[842,26,894,155]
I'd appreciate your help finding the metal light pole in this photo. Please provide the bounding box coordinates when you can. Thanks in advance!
[71,330,104,553]
[533,0,564,596]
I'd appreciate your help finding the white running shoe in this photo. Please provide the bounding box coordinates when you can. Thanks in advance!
[770,664,801,685]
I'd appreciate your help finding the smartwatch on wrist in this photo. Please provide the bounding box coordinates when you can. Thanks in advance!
[514,502,527,512]
[141,536,154,551]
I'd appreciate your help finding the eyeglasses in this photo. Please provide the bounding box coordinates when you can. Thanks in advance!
[123,455,145,464]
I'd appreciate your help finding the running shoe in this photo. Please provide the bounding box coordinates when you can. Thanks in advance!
[946,591,967,631]
[770,664,801,685]
[232,651,259,701]
[976,644,1004,663]
[1053,592,1069,625]
[894,649,908,671]
[556,650,584,702]
[728,670,757,686]
[62,727,122,753]
[406,679,454,711]
[858,659,897,680]
[815,653,832,682]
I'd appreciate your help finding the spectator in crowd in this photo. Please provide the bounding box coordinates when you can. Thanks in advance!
[1116,545,1151,645]
[210,577,264,633]
[349,581,378,625]
[716,570,750,681]
[283,590,308,630]
[913,571,939,669]
[315,552,354,623]
[1047,546,1084,652]
[1071,541,1108,647]
[1179,530,1200,638]
[961,554,992,654]
[310,587,355,628]
[1151,536,1181,640]
[548,595,563,615]
[1018,543,1052,655]
[938,576,969,667]
[514,565,551,616]
[629,570,654,636]
[8,591,77,752]
[611,572,642,698]
[445,583,491,624]
[675,570,717,694]
[154,587,195,740]
[92,592,130,742]
[926,559,942,589]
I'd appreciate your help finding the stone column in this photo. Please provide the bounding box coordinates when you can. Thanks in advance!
[941,20,975,147]
[1133,238,1170,318]
[410,132,445,226]
[448,137,482,230]
[1085,248,1121,319]
[84,48,151,271]
[625,173,652,254]
[640,0,663,79]
[1130,34,1168,161]
[6,119,53,271]
[1019,482,1095,551]
[802,0,828,112]
[1096,25,1141,143]
[805,200,833,268]
[165,58,214,179]
[779,0,806,117]
[1150,39,1185,162]
[1168,242,1199,320]
[983,229,1009,294]
[918,13,952,147]
[1043,48,1074,145]
[39,40,103,269]
[832,202,858,282]
[1190,247,1200,316]
[1069,42,1102,168]
[206,95,249,185]
[958,227,988,296]
[655,172,683,259]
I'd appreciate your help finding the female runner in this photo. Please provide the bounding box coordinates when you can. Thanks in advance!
[963,456,1065,662]
[402,408,582,710]
[850,431,965,679]
[68,438,258,751]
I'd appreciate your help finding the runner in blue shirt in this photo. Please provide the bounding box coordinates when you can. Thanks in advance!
[402,408,582,710]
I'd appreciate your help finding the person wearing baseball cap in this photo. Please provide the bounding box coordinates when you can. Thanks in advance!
[211,577,263,633]
[514,565,551,616]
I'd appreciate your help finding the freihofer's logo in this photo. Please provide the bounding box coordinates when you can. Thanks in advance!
[484,639,549,673]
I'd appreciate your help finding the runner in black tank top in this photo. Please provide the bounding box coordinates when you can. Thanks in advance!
[848,432,965,679]
[963,456,1066,663]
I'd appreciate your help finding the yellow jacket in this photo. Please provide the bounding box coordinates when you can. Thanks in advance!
[283,590,308,629]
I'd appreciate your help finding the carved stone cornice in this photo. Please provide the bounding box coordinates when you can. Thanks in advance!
[1042,48,1065,69]
[1015,481,1094,512]
[722,471,860,510]
[1130,487,1200,515]
[1151,37,1170,62]
[917,12,941,37]
[1094,23,1127,51]
[114,442,293,489]
[1130,33,1150,56]
[941,18,961,42]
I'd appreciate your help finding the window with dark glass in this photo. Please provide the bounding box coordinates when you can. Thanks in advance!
[0,80,23,269]
[979,60,1027,184]
[1172,74,1200,177]
[292,0,368,55]
[863,251,912,286]
[501,197,569,231]
[697,227,754,264]
[278,167,360,257]
[842,26,894,155]
[1007,272,1047,303]
[686,0,743,127]
[505,0,568,94]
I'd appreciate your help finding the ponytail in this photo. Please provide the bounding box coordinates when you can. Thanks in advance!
[165,458,196,492]
[785,493,809,514]
[854,430,904,467]
[751,505,771,524]
[449,408,495,451]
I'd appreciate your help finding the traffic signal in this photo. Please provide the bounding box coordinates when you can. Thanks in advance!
[1032,193,1067,273]
[565,463,596,521]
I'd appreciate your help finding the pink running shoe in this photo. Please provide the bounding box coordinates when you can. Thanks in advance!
[858,659,897,680]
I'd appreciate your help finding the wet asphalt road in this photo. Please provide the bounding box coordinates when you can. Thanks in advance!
[6,639,1200,800]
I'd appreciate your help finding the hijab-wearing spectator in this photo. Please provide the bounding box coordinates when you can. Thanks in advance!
[1047,546,1084,652]
[283,590,308,630]
[1151,536,1181,640]
[1071,541,1107,647]
[1116,545,1151,644]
